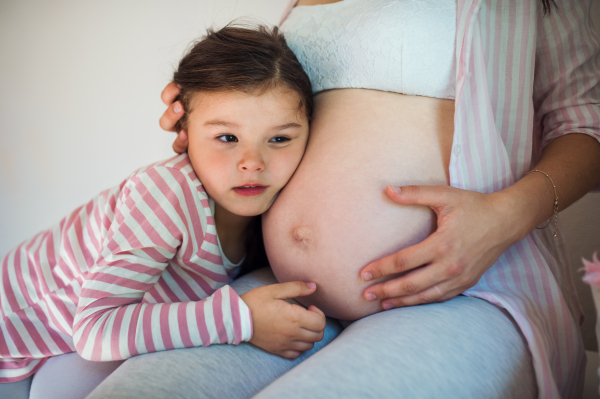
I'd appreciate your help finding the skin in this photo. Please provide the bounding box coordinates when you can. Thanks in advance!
[284,1,600,311]
[186,89,308,261]
[261,89,454,320]
[161,28,600,318]
[184,88,326,359]
[362,134,600,309]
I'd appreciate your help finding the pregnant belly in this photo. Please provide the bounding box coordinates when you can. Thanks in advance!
[262,89,454,321]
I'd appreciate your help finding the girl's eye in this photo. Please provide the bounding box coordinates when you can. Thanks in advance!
[269,136,290,143]
[217,135,238,143]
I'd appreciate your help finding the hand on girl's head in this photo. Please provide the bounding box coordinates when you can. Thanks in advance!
[159,82,188,153]
[166,24,313,161]
[158,82,188,154]
[159,82,183,131]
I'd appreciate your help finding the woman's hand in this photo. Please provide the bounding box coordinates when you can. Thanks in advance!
[360,135,600,311]
[360,185,519,310]
[159,82,188,153]
[240,281,326,359]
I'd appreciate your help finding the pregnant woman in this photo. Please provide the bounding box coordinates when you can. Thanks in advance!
[91,0,600,398]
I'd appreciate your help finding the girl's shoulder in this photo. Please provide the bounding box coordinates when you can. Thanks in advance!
[121,153,210,212]
[107,154,216,244]
[124,153,203,190]
[130,153,197,181]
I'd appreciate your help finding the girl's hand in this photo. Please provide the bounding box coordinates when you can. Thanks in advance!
[159,82,188,153]
[241,282,326,359]
[360,185,517,309]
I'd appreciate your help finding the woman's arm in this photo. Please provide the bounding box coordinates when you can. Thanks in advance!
[506,134,600,240]
[360,0,600,309]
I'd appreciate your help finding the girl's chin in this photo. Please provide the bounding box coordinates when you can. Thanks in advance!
[220,202,272,218]
[215,189,282,218]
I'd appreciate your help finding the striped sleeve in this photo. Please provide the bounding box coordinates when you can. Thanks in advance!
[533,0,600,185]
[72,166,252,361]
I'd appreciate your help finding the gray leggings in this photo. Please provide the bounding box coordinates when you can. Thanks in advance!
[1,268,536,398]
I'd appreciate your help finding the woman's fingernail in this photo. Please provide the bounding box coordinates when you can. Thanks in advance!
[179,130,188,141]
[388,185,401,193]
[308,282,316,289]
[383,302,394,310]
[174,102,182,113]
[365,293,376,301]
[362,272,373,281]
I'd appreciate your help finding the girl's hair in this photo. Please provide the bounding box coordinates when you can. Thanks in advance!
[173,23,313,133]
[540,0,557,15]
[172,23,312,276]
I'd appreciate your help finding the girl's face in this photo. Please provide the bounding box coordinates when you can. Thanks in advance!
[186,87,309,218]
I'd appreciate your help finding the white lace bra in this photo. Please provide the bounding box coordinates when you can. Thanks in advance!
[280,0,457,99]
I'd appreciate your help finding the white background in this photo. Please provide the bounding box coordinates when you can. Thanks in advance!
[0,1,599,347]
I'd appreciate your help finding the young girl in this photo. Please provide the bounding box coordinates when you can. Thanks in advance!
[0,24,324,397]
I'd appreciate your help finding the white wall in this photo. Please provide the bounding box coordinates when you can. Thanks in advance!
[0,0,599,346]
[0,0,288,254]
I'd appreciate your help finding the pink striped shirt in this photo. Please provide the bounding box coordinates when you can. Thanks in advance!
[279,0,599,398]
[0,154,253,383]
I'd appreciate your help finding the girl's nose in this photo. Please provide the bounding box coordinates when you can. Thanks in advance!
[238,149,265,172]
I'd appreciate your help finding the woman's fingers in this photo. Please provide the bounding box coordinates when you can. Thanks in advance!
[358,185,510,309]
[361,235,438,282]
[363,260,447,302]
[159,101,184,133]
[385,184,455,209]
[359,185,460,283]
[161,82,180,106]
[172,130,188,154]
[159,82,183,133]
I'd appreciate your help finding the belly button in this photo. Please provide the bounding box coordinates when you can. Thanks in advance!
[291,226,312,249]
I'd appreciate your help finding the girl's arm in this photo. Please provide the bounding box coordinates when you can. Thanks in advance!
[72,165,325,361]
[72,166,253,361]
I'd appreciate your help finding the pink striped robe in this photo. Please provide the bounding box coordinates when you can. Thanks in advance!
[281,0,600,398]
[0,154,253,383]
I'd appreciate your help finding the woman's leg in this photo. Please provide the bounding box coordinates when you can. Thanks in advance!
[255,296,537,399]
[86,268,343,399]
[28,353,124,399]
[0,376,32,399]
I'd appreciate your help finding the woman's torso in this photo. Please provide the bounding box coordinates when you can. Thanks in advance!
[263,0,457,320]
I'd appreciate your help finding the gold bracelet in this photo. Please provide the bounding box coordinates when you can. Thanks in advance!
[525,169,559,237]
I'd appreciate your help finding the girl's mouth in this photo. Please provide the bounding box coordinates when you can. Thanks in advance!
[232,185,268,196]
